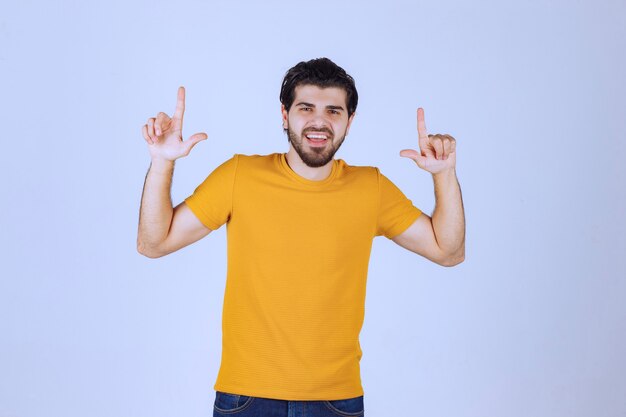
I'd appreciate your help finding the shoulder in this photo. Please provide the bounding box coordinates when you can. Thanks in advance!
[233,152,278,164]
[337,159,379,175]
[228,152,279,171]
[337,158,379,178]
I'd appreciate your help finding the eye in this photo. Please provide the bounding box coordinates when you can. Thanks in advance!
[301,107,312,111]
[329,110,339,115]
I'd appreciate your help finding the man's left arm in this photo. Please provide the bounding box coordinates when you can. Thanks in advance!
[391,107,466,267]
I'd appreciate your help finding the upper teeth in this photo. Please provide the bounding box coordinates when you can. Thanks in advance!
[307,134,327,139]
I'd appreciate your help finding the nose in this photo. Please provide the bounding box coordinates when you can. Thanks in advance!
[306,111,332,131]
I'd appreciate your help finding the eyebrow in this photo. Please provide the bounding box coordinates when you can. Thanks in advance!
[294,102,345,112]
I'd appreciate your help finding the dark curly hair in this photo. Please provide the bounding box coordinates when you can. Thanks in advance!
[279,57,358,126]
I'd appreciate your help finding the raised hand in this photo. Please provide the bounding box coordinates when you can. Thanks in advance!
[400,107,456,174]
[141,86,208,162]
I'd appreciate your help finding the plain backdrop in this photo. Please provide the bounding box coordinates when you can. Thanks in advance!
[1,0,625,416]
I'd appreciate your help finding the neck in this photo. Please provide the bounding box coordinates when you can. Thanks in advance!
[285,147,333,181]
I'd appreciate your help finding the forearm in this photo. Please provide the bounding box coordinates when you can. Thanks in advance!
[431,168,465,261]
[137,158,175,253]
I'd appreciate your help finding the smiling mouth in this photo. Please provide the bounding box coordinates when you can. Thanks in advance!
[305,135,328,147]
[305,131,331,144]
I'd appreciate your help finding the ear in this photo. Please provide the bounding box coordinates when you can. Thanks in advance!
[345,111,356,136]
[281,104,288,129]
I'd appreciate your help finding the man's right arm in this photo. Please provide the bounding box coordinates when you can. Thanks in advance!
[137,86,210,258]
[137,158,212,258]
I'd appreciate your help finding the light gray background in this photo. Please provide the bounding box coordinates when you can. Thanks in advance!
[1,0,625,416]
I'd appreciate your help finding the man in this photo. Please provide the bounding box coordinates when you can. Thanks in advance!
[137,57,465,416]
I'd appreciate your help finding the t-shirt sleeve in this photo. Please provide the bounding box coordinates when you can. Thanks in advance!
[375,168,423,239]
[183,154,239,230]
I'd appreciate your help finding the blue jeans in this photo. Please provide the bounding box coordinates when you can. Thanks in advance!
[213,390,365,417]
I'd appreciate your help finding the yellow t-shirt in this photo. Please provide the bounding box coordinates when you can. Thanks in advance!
[184,152,422,401]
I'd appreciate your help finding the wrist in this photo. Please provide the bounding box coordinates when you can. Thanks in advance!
[432,167,456,180]
[150,158,175,173]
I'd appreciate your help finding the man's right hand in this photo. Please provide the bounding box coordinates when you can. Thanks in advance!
[142,86,208,162]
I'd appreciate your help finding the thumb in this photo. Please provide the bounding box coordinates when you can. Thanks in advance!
[184,132,208,151]
[399,149,427,167]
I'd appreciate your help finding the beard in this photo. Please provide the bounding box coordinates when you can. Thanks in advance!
[287,126,347,168]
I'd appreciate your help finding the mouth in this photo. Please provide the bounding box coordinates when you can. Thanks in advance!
[305,132,331,146]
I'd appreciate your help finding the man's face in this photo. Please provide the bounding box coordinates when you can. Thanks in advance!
[282,84,355,168]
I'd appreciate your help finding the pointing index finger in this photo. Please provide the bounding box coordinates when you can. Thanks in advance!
[173,86,185,123]
[417,107,429,151]
[417,107,428,139]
